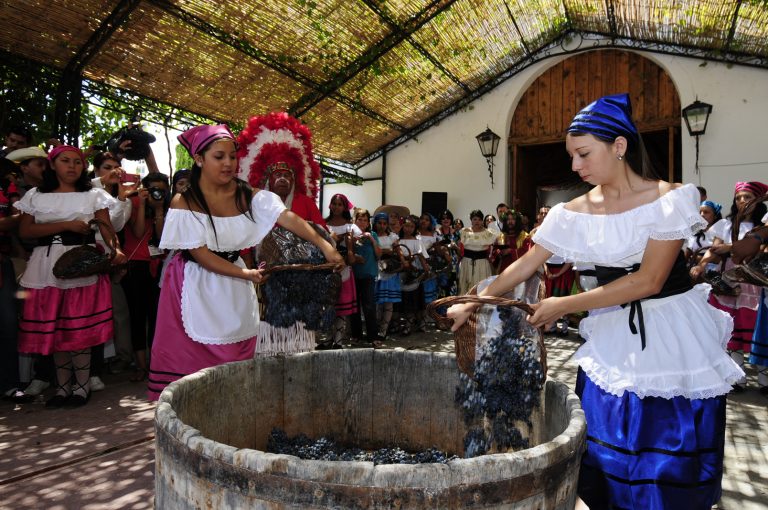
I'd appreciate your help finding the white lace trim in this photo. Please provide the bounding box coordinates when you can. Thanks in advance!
[532,184,705,264]
[576,292,741,399]
[14,188,115,216]
[648,214,707,240]
[160,241,207,250]
[179,265,256,345]
[575,348,742,400]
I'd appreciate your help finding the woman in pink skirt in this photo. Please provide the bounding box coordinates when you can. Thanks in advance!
[319,193,359,349]
[16,145,126,408]
[147,125,341,400]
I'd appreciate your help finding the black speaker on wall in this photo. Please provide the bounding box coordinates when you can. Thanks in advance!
[421,192,448,218]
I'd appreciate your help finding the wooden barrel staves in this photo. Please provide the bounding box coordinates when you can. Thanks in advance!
[155,351,586,509]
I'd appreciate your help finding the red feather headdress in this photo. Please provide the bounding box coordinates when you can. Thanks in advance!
[237,112,320,199]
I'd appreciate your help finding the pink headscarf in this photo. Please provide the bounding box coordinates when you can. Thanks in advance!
[47,145,85,166]
[330,193,354,210]
[734,181,768,197]
[177,124,235,157]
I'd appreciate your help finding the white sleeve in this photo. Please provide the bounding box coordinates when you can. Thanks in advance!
[648,184,707,241]
[159,209,208,250]
[250,190,287,244]
[109,199,132,232]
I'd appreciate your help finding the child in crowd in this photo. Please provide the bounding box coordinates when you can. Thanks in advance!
[398,215,429,335]
[15,146,126,407]
[322,193,358,349]
[373,212,401,339]
[349,208,383,347]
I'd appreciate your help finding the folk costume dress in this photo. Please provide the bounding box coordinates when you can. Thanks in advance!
[532,184,744,509]
[375,232,402,304]
[15,188,117,354]
[327,223,359,317]
[147,190,285,400]
[458,227,496,294]
[707,219,760,366]
[419,231,439,304]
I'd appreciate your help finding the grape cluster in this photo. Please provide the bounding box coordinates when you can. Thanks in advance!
[261,269,338,330]
[267,428,457,465]
[455,307,544,457]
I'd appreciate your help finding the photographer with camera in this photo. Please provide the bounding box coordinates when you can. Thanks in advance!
[121,171,169,382]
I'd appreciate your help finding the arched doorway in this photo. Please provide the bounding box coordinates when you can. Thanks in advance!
[509,50,682,217]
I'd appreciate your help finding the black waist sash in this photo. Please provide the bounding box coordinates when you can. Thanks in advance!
[463,249,488,261]
[594,253,692,350]
[181,249,240,263]
[39,231,96,256]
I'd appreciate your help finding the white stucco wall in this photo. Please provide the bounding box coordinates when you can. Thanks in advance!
[342,46,768,219]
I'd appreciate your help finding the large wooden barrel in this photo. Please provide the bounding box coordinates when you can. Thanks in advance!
[155,349,586,509]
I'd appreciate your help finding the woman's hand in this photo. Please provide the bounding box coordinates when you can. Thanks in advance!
[446,302,479,332]
[67,220,91,234]
[243,268,266,284]
[100,167,124,187]
[528,297,568,329]
[322,245,345,269]
[111,248,127,265]
[689,264,705,280]
[710,244,731,256]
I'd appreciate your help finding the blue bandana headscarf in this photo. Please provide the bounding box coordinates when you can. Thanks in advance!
[701,200,722,216]
[567,93,639,147]
[373,212,389,225]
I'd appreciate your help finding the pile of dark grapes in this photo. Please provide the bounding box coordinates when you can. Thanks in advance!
[261,237,340,331]
[455,307,544,457]
[266,428,457,465]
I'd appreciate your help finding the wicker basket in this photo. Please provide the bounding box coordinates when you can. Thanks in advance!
[52,219,117,279]
[426,288,547,379]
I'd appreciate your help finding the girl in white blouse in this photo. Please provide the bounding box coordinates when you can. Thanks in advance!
[448,94,742,509]
[147,125,341,400]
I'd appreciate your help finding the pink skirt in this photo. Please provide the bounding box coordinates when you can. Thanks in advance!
[18,276,113,355]
[708,295,757,353]
[335,267,358,316]
[147,254,256,401]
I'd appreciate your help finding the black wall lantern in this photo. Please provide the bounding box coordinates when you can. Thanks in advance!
[682,99,713,173]
[476,127,501,188]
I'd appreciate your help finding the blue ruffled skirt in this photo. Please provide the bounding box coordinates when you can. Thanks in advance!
[422,277,438,304]
[576,369,726,510]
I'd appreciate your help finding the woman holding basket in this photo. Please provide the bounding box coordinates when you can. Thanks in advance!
[448,94,743,509]
[147,124,341,400]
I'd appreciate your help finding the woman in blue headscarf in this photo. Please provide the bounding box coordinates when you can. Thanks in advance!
[448,94,743,509]
[685,200,724,263]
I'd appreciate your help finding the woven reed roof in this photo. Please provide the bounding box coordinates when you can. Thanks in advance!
[2,0,767,166]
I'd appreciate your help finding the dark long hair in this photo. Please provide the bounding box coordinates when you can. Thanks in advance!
[38,153,92,193]
[727,197,767,226]
[91,151,120,197]
[181,142,253,246]
[325,194,352,222]
[501,210,524,238]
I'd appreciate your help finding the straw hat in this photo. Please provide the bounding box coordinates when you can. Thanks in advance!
[373,204,410,218]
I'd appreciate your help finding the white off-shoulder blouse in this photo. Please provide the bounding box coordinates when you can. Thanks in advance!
[15,187,118,289]
[159,190,286,344]
[532,184,743,400]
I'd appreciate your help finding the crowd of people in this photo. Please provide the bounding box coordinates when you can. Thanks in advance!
[1,92,767,508]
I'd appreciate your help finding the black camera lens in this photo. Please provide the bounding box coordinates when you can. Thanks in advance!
[149,187,167,201]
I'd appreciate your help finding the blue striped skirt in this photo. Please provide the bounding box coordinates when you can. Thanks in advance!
[749,288,768,366]
[422,277,438,304]
[375,275,401,304]
[576,369,726,509]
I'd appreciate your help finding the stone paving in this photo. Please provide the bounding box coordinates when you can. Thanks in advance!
[0,328,765,509]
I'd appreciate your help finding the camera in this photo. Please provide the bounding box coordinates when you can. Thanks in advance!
[149,187,167,201]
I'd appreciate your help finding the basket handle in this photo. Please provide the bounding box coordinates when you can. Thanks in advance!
[426,294,547,378]
[88,218,117,260]
[261,262,344,276]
